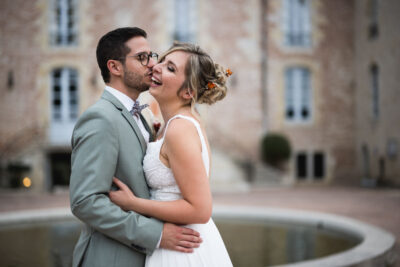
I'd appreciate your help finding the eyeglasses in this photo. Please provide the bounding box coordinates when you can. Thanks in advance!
[125,52,159,66]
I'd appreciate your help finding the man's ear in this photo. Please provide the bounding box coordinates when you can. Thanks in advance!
[107,59,123,77]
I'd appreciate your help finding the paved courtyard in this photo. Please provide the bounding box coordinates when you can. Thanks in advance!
[0,184,399,266]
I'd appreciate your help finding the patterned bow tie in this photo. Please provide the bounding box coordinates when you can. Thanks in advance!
[130,101,149,117]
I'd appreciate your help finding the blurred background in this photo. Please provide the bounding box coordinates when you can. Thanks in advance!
[0,0,399,266]
[0,0,399,192]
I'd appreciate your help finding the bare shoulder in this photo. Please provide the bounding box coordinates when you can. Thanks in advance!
[164,118,201,150]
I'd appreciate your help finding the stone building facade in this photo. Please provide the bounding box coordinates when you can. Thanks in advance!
[0,0,398,191]
[263,0,357,184]
[354,0,400,186]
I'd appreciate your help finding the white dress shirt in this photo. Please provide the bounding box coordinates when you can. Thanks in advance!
[105,86,150,143]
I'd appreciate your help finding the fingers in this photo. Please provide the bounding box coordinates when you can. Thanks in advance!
[180,227,201,237]
[161,223,203,253]
[174,246,194,253]
[172,236,201,253]
[178,240,200,249]
[113,177,128,190]
[179,233,202,244]
[108,191,118,201]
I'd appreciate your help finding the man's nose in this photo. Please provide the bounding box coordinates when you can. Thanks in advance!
[147,57,157,68]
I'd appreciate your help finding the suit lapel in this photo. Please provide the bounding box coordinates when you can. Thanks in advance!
[101,91,147,154]
[140,114,155,142]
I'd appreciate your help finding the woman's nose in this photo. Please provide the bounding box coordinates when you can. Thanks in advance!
[152,62,161,73]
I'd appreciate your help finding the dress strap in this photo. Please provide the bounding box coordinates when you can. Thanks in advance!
[161,114,209,175]
[161,115,179,140]
[162,115,201,139]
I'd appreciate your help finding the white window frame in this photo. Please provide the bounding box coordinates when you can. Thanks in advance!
[49,0,78,46]
[285,67,312,123]
[49,67,79,145]
[283,0,311,47]
[172,0,197,42]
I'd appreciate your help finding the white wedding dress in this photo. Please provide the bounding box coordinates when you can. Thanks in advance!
[143,114,233,267]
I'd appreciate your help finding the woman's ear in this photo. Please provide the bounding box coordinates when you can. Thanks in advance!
[182,88,194,100]
[107,59,123,77]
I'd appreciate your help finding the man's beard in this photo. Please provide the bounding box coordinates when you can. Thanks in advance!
[123,69,149,93]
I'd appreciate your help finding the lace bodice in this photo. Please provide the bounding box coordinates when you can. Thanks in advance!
[143,115,210,201]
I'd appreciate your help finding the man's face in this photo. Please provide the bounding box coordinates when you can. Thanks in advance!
[121,36,156,93]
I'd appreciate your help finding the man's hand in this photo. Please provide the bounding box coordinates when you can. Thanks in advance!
[160,223,202,253]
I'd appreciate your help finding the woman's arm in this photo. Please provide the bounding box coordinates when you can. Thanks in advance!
[110,119,212,225]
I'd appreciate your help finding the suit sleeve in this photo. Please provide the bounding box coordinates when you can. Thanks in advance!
[69,110,163,254]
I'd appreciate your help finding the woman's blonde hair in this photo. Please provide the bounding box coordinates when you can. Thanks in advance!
[159,42,228,106]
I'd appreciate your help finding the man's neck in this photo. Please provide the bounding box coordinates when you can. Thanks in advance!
[106,82,139,101]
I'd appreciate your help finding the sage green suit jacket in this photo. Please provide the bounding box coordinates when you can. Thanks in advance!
[70,90,163,267]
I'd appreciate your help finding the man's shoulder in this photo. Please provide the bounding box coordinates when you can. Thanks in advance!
[73,99,120,132]
[81,97,117,118]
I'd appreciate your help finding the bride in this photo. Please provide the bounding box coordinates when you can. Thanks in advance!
[109,42,233,267]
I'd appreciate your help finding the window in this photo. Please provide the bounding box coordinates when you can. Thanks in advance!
[173,0,196,42]
[283,0,311,47]
[370,64,379,119]
[296,153,307,179]
[50,0,78,46]
[50,67,79,145]
[368,0,379,39]
[313,152,325,179]
[51,68,78,122]
[285,67,312,122]
[49,152,71,188]
[361,145,371,179]
[296,151,325,180]
[7,70,14,90]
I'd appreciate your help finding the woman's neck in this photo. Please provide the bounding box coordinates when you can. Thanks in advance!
[159,102,192,123]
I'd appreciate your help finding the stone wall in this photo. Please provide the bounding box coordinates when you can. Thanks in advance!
[354,0,400,186]
[265,0,357,182]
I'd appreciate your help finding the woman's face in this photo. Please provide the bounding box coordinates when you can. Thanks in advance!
[150,50,190,104]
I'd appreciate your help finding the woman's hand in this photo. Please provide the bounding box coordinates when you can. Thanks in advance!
[109,177,137,211]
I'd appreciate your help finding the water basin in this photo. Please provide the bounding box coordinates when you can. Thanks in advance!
[0,207,395,267]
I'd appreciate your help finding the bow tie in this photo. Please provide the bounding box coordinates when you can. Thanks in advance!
[130,101,149,117]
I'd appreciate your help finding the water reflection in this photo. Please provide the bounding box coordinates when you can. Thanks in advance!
[0,220,80,267]
[0,218,359,267]
[217,219,360,267]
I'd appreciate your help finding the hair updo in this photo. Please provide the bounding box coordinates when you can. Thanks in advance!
[159,42,229,105]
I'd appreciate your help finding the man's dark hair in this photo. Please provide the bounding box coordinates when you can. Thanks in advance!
[96,27,147,83]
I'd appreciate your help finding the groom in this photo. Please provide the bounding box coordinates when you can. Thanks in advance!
[70,27,201,267]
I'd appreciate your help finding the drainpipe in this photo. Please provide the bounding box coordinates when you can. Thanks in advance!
[260,0,268,133]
